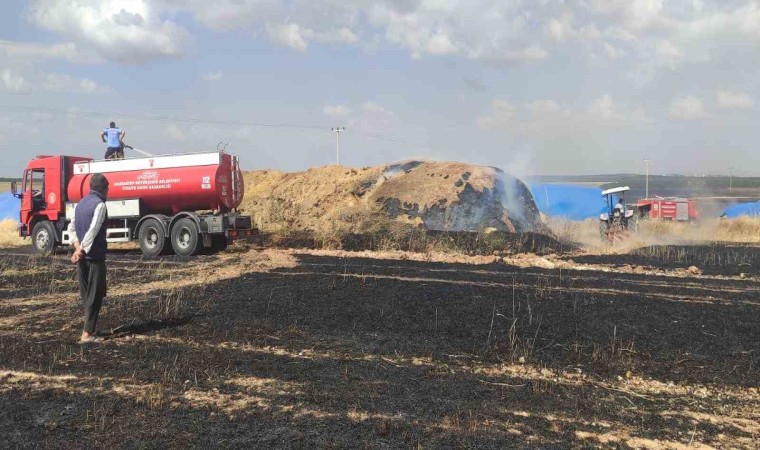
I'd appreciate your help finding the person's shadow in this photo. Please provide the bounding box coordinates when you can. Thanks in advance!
[101,315,195,340]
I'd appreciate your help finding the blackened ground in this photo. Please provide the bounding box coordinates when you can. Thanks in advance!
[570,244,759,276]
[0,247,758,449]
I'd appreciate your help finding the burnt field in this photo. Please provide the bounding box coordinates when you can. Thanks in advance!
[0,244,758,449]
[570,244,760,277]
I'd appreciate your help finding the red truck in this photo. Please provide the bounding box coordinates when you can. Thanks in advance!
[11,151,254,257]
[635,197,699,222]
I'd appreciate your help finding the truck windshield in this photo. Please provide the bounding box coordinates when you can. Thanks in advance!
[25,169,45,197]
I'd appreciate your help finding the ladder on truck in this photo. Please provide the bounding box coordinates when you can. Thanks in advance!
[231,155,242,206]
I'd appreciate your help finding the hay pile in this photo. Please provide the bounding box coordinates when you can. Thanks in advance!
[240,161,545,237]
[0,219,24,248]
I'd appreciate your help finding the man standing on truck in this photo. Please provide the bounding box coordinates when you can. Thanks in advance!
[101,121,125,160]
[68,173,109,344]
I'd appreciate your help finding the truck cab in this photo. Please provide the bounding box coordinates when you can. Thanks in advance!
[13,155,92,254]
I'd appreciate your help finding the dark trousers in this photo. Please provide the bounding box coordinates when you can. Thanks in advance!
[105,146,124,159]
[78,259,107,334]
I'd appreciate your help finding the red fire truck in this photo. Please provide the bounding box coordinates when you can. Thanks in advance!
[635,197,699,222]
[11,151,255,257]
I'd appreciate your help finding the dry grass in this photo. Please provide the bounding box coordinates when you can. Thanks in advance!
[0,219,24,248]
[241,161,542,238]
[255,216,567,256]
[547,216,760,253]
[631,217,760,244]
[242,162,557,255]
[544,217,600,246]
[704,217,760,243]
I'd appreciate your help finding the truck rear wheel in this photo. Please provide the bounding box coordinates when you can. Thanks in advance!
[32,221,56,256]
[139,218,168,258]
[171,218,201,257]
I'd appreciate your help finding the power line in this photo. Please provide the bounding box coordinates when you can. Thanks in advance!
[352,131,431,149]
[0,104,435,150]
[0,105,326,130]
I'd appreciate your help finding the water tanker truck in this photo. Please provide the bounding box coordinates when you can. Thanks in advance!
[11,151,255,257]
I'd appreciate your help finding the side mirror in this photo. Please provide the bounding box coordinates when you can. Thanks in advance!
[10,181,20,198]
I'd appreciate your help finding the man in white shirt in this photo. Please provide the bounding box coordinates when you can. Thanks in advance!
[68,174,109,343]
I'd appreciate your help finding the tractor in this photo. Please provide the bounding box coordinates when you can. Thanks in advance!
[599,186,637,241]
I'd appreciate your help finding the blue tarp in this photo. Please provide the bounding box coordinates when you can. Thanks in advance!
[529,184,605,220]
[0,193,19,221]
[722,201,760,218]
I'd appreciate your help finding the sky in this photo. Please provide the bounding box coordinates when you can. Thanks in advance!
[0,0,758,178]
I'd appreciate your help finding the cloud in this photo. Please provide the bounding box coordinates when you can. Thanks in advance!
[323,105,352,118]
[526,100,562,116]
[0,112,37,141]
[201,71,223,81]
[587,0,669,31]
[477,100,517,130]
[463,77,486,92]
[29,0,190,64]
[505,45,549,62]
[41,73,112,94]
[1,70,28,93]
[0,37,110,95]
[0,68,110,94]
[669,96,706,120]
[321,101,397,134]
[314,27,359,45]
[164,1,556,63]
[424,32,456,55]
[603,42,622,59]
[656,39,684,67]
[546,15,575,42]
[22,0,760,80]
[577,24,602,41]
[588,94,618,119]
[37,0,731,83]
[0,40,96,64]
[166,124,185,141]
[158,0,270,31]
[717,90,754,110]
[478,94,647,135]
[349,101,396,133]
[266,22,310,51]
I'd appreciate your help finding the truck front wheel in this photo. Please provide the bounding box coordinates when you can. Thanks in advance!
[139,218,168,258]
[171,218,201,257]
[32,221,57,256]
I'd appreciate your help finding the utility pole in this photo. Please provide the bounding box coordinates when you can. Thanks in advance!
[643,159,651,198]
[729,166,734,194]
[331,127,345,165]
